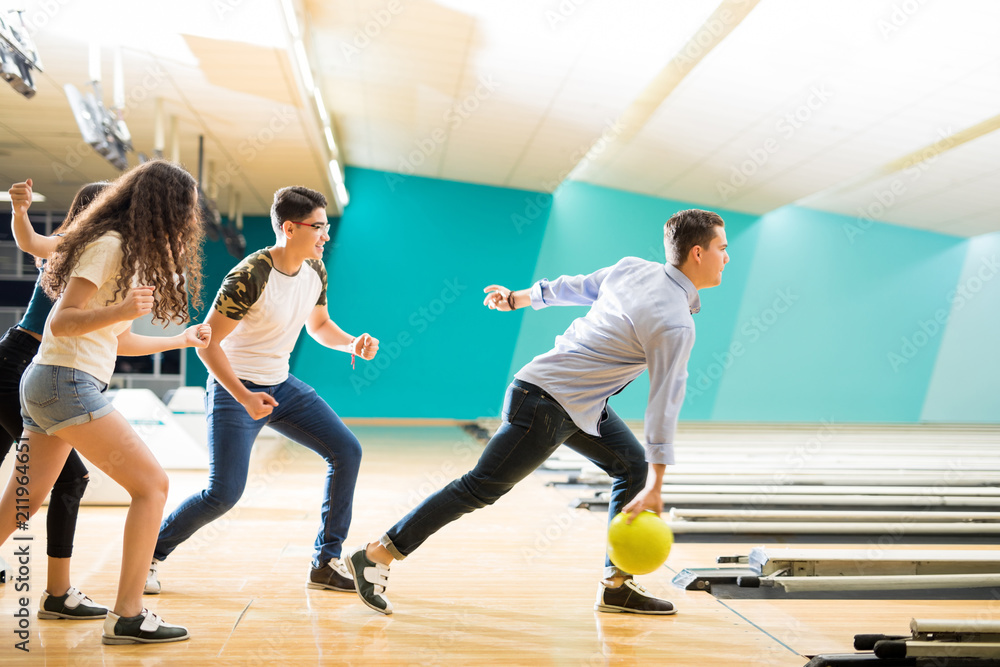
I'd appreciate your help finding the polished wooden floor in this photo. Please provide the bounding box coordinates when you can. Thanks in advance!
[0,425,994,665]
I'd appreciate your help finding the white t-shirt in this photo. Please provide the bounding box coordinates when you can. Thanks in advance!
[213,248,328,385]
[36,232,131,384]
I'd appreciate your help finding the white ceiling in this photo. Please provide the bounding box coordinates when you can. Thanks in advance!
[2,0,998,236]
[0,0,326,214]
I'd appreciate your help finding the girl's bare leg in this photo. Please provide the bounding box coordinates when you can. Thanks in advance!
[57,411,168,618]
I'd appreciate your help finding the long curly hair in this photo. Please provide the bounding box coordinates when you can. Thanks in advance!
[42,160,204,324]
[34,181,109,268]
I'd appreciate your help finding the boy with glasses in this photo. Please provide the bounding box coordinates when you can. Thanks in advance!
[149,186,379,594]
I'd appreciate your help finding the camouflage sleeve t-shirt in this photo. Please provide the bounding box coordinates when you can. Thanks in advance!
[214,248,328,385]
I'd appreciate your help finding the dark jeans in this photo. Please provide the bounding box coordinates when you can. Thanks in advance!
[382,380,647,577]
[0,327,89,558]
[155,374,362,568]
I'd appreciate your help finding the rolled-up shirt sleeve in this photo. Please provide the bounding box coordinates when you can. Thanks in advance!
[641,324,695,464]
[529,265,614,309]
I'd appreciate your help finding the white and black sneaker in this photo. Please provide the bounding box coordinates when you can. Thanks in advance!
[308,557,355,592]
[143,559,161,595]
[102,608,190,644]
[38,587,108,620]
[345,546,393,615]
[595,579,676,615]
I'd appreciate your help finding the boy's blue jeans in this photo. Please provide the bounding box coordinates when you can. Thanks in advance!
[155,374,361,568]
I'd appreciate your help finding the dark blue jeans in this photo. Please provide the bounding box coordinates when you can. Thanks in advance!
[382,380,647,577]
[0,327,89,558]
[154,374,362,568]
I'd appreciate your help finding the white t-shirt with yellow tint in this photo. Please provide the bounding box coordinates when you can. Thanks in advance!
[213,248,327,385]
[35,232,132,384]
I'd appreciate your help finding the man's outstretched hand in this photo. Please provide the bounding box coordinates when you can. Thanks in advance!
[483,285,514,311]
[622,485,663,523]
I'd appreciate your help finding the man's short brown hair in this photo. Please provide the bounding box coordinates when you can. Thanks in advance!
[664,209,725,266]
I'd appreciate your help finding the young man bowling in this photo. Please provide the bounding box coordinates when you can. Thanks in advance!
[346,209,729,615]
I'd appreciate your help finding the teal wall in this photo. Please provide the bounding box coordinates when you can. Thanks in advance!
[297,168,551,418]
[709,206,966,422]
[921,231,1000,421]
[189,167,996,423]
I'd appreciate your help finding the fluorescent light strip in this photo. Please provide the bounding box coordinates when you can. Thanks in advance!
[329,159,343,183]
[281,0,300,39]
[329,160,349,207]
[293,40,314,92]
[313,87,329,125]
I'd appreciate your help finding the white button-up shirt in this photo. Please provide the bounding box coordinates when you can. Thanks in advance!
[515,257,699,464]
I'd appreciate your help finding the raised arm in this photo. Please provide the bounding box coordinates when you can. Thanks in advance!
[9,179,60,259]
[483,265,615,313]
[305,304,379,360]
[482,285,530,311]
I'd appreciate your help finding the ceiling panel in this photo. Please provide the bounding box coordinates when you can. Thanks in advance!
[2,0,998,235]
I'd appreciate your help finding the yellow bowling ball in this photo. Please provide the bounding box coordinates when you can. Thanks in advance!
[607,511,673,575]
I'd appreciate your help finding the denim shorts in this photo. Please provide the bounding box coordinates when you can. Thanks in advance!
[20,363,114,435]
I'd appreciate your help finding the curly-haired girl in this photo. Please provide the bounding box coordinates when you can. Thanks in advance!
[1,179,107,622]
[0,160,211,645]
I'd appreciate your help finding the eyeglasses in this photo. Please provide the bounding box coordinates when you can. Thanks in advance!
[288,221,331,233]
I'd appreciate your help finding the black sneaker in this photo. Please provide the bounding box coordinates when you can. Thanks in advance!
[345,546,393,615]
[308,557,355,592]
[595,580,676,615]
[101,609,190,645]
[37,587,108,620]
